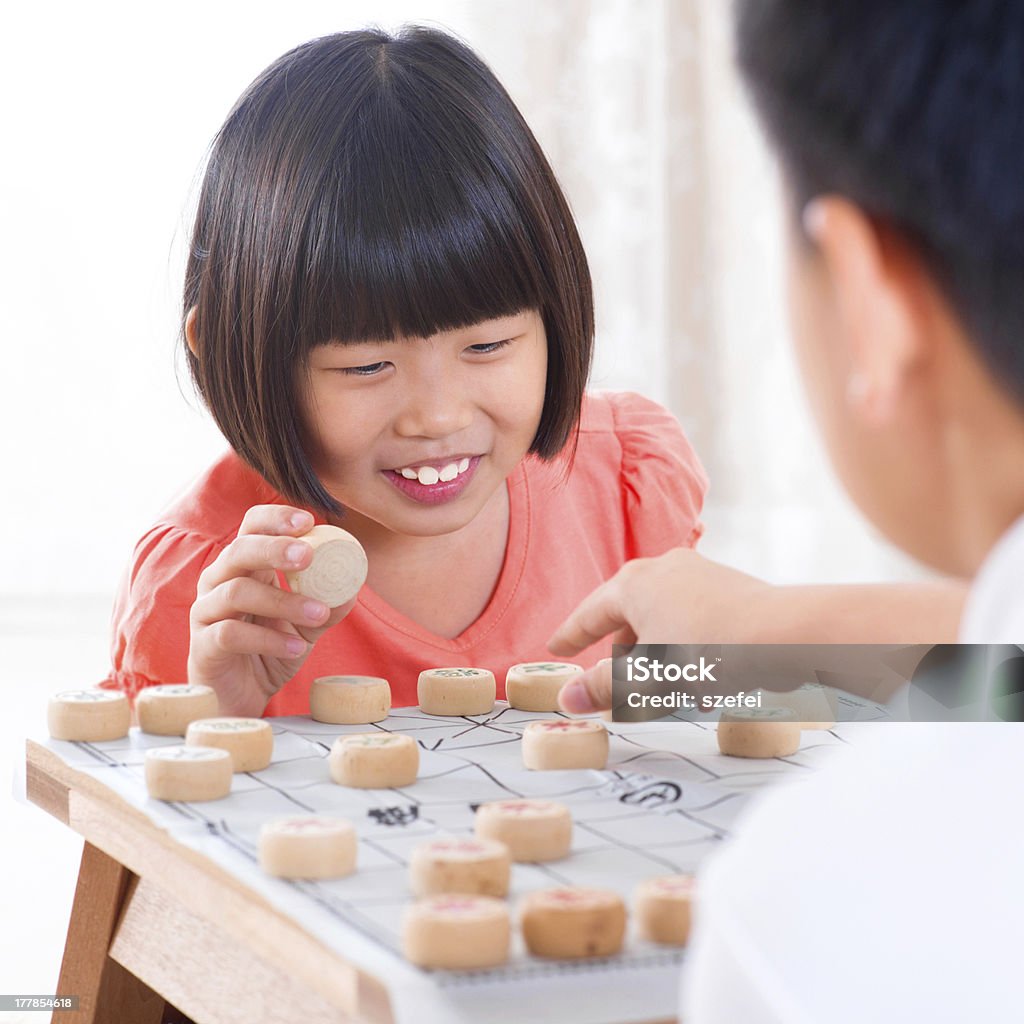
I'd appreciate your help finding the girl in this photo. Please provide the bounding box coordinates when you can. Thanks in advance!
[102,26,707,716]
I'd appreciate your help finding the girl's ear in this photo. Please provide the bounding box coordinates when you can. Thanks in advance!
[185,306,200,356]
[802,196,929,427]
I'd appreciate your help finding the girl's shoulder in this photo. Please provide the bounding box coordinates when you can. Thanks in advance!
[524,390,709,556]
[112,449,273,622]
[153,449,280,545]
[120,450,278,588]
[577,389,707,484]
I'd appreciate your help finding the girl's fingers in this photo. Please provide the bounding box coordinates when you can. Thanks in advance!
[317,596,358,633]
[288,596,360,645]
[191,576,329,629]
[200,618,309,661]
[237,505,314,538]
[197,534,315,594]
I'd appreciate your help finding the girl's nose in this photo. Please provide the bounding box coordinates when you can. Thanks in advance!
[393,379,474,439]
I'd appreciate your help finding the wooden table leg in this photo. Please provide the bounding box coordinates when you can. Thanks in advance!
[54,841,166,1024]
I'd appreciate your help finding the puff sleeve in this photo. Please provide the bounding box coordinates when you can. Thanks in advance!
[99,524,228,699]
[609,391,709,558]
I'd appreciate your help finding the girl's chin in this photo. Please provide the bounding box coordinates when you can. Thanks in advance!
[323,494,486,540]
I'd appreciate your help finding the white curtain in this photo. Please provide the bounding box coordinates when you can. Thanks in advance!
[465,0,928,585]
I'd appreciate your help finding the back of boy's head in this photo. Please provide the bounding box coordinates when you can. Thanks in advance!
[184,26,593,513]
[735,0,1024,404]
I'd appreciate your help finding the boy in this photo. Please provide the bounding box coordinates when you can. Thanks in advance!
[551,1,1024,1018]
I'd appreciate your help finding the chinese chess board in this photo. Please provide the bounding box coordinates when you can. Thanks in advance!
[39,701,867,1022]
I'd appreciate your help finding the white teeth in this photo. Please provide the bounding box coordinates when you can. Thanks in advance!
[395,457,475,485]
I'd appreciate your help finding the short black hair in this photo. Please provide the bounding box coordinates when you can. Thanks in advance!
[735,0,1024,399]
[184,26,593,513]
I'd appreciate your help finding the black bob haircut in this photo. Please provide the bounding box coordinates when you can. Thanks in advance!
[183,26,594,514]
[735,0,1024,401]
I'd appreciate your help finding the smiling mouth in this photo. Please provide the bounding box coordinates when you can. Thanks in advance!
[383,455,481,505]
[392,457,472,487]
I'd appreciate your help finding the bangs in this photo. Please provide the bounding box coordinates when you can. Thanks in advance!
[294,64,548,348]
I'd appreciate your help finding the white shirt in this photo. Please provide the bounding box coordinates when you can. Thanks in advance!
[960,514,1024,642]
[682,516,1024,1024]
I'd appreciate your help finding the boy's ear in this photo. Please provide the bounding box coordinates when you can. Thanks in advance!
[185,306,200,356]
[803,197,928,426]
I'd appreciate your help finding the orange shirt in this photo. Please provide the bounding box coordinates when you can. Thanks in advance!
[102,391,707,711]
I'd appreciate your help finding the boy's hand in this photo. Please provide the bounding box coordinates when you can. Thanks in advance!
[549,549,967,714]
[548,548,769,713]
[188,505,358,716]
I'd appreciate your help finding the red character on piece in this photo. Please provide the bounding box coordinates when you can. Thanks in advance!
[283,818,327,832]
[500,801,542,814]
[434,898,477,912]
[549,889,589,904]
[655,877,695,894]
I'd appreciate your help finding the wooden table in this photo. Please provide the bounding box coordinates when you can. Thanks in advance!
[25,739,393,1024]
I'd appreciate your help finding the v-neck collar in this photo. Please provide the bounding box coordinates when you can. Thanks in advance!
[350,461,531,653]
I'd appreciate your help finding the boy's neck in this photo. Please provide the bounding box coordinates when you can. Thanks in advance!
[943,376,1024,574]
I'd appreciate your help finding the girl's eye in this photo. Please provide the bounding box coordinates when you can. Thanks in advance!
[340,361,388,376]
[467,339,512,355]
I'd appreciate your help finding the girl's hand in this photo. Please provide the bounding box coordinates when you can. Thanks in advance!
[188,505,358,716]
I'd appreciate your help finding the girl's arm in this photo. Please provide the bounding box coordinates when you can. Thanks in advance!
[548,547,967,713]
